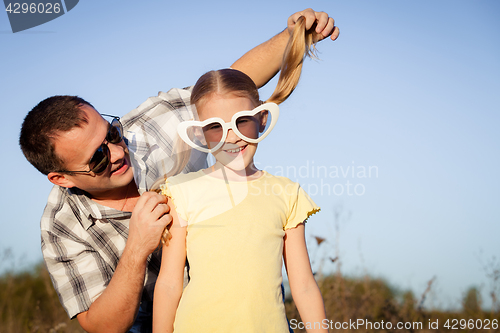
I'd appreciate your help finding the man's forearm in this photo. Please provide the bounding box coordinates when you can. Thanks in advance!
[77,247,148,333]
[77,192,170,332]
[231,29,289,88]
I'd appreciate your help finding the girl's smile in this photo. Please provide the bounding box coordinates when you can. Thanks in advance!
[222,144,247,154]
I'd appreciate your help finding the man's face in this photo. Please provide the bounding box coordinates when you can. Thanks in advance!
[50,104,134,198]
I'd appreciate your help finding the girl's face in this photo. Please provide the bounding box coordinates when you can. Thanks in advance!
[196,95,262,173]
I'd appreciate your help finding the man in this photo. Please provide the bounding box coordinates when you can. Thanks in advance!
[19,9,339,333]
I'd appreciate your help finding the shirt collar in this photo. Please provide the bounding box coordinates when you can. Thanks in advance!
[67,187,132,230]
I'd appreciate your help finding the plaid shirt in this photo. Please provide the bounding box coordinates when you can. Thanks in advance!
[41,87,207,319]
[121,87,207,192]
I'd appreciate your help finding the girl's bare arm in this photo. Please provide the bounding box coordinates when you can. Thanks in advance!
[152,199,187,333]
[284,223,329,333]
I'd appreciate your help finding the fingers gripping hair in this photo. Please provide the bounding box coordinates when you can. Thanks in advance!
[266,16,318,105]
[149,180,174,247]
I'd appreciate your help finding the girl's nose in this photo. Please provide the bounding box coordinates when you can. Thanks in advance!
[225,128,240,143]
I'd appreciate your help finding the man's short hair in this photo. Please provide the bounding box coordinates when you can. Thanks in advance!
[19,96,93,175]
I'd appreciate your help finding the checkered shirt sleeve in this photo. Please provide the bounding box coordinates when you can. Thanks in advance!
[121,87,208,192]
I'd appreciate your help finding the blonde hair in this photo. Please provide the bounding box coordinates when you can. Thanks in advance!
[267,16,317,105]
[159,16,317,246]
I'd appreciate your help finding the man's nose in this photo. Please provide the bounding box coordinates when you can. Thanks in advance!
[107,141,125,163]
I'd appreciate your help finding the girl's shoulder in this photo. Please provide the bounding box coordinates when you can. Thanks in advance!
[166,169,206,184]
[261,171,300,187]
[160,170,207,197]
[254,171,305,198]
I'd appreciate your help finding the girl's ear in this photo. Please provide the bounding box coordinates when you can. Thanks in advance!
[47,172,76,188]
[259,110,269,133]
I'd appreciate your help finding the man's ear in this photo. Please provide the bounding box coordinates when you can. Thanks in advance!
[48,172,76,188]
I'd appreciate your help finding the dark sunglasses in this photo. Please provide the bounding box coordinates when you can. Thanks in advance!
[58,115,123,175]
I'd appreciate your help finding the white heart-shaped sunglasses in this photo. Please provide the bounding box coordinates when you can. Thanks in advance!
[178,102,279,153]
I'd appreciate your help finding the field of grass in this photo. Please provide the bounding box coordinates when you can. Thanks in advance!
[285,272,499,333]
[2,204,498,333]
[0,262,84,333]
[1,258,498,333]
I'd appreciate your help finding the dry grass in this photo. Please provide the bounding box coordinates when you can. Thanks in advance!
[283,205,499,332]
[1,227,499,333]
[0,262,84,333]
[2,262,497,333]
[285,273,499,333]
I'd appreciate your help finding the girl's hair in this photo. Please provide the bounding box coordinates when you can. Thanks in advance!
[159,16,317,245]
[267,15,317,105]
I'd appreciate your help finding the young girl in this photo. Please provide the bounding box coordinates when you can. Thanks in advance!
[153,17,328,333]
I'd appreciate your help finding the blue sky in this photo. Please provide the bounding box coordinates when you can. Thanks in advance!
[1,0,499,310]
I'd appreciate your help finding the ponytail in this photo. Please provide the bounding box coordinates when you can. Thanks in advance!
[266,16,318,105]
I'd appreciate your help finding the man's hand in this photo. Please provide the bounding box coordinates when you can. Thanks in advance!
[287,8,340,43]
[77,192,171,332]
[127,191,171,260]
